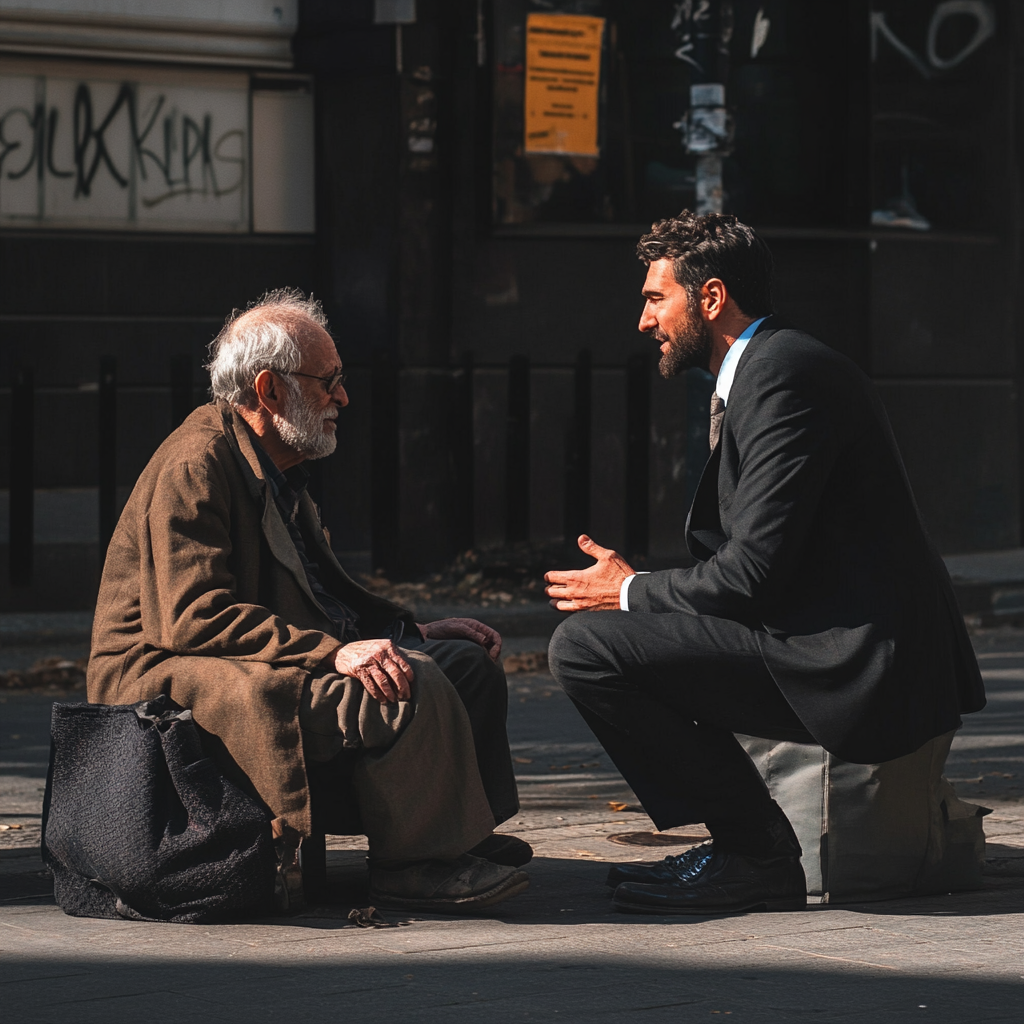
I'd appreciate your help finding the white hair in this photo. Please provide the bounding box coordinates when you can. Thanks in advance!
[205,288,329,407]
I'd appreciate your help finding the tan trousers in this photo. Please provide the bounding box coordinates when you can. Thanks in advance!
[300,649,496,863]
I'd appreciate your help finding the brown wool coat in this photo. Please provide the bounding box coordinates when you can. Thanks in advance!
[87,402,413,836]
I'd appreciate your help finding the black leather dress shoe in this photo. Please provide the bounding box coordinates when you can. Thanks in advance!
[606,843,714,888]
[612,847,807,915]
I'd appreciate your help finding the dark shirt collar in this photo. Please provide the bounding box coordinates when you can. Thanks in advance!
[247,429,309,519]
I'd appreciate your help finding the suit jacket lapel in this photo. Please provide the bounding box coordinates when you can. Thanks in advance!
[684,316,782,561]
[685,444,726,560]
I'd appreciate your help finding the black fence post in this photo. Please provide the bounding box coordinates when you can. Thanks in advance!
[625,351,650,559]
[505,355,530,545]
[451,352,475,553]
[170,353,194,428]
[98,356,117,560]
[9,366,34,587]
[371,351,400,572]
[564,349,591,548]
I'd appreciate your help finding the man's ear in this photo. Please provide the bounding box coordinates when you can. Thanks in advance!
[253,369,280,414]
[701,278,728,321]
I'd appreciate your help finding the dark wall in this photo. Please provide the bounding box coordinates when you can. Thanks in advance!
[0,232,320,609]
[0,234,318,488]
[3,0,1021,613]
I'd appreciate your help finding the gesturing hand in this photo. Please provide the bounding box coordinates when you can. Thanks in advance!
[544,534,635,612]
[416,618,502,661]
[333,639,414,704]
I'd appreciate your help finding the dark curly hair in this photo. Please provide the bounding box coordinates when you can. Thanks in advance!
[637,211,775,319]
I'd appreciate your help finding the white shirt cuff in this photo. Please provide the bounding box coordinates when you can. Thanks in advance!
[620,572,649,611]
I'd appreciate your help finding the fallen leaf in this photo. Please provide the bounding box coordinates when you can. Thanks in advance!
[503,651,549,674]
[347,906,392,928]
[608,802,628,812]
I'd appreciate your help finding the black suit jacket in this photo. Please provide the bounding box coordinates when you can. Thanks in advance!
[628,317,985,763]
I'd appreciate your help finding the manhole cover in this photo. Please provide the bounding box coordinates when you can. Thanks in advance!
[607,832,707,847]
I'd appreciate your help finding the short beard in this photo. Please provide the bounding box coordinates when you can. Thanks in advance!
[273,380,338,460]
[656,299,714,379]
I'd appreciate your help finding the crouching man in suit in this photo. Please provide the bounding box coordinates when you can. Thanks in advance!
[88,289,530,913]
[544,211,984,915]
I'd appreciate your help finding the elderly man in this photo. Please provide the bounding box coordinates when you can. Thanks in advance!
[88,289,530,912]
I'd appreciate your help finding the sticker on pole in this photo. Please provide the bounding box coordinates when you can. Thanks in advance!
[524,13,604,157]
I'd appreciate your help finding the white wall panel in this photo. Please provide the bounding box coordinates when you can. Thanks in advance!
[251,85,314,234]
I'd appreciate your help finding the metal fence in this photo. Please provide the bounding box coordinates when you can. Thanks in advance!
[6,350,665,588]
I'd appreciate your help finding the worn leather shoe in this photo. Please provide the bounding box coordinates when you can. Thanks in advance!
[606,842,714,888]
[469,833,534,867]
[369,854,530,913]
[612,847,806,915]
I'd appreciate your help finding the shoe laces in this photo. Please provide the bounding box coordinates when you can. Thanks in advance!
[663,842,715,881]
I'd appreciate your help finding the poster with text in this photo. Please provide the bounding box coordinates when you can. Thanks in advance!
[524,13,604,157]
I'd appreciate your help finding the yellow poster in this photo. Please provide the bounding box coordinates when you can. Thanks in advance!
[524,13,605,157]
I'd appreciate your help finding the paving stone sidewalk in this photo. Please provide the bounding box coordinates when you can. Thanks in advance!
[1,629,1022,1022]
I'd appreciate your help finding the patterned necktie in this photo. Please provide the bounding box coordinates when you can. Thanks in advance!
[709,391,725,451]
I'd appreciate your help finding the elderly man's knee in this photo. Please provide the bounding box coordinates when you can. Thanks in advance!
[422,639,506,700]
[405,649,454,697]
[453,642,509,719]
[461,638,505,683]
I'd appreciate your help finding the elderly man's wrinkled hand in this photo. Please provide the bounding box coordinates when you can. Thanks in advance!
[333,639,414,704]
[416,617,503,661]
[544,534,634,612]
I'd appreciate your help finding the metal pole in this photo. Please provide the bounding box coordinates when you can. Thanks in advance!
[505,355,530,545]
[9,366,34,587]
[452,352,475,553]
[564,349,592,547]
[625,351,651,559]
[98,355,117,560]
[673,0,733,213]
[170,353,194,428]
[371,351,400,572]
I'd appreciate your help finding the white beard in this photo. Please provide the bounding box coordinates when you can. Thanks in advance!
[273,385,338,460]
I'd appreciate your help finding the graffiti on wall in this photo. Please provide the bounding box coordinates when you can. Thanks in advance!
[871,0,996,79]
[0,72,249,230]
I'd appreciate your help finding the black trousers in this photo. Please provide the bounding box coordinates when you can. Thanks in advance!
[400,635,520,826]
[547,610,814,839]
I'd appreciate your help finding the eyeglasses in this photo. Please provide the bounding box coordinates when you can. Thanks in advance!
[279,369,348,394]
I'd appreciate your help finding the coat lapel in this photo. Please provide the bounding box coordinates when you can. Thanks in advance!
[296,497,411,624]
[220,405,324,612]
[219,402,414,631]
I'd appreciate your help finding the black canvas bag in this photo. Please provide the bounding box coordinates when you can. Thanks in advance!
[42,695,276,923]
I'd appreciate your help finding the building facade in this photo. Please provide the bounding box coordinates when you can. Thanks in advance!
[2,0,1021,608]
